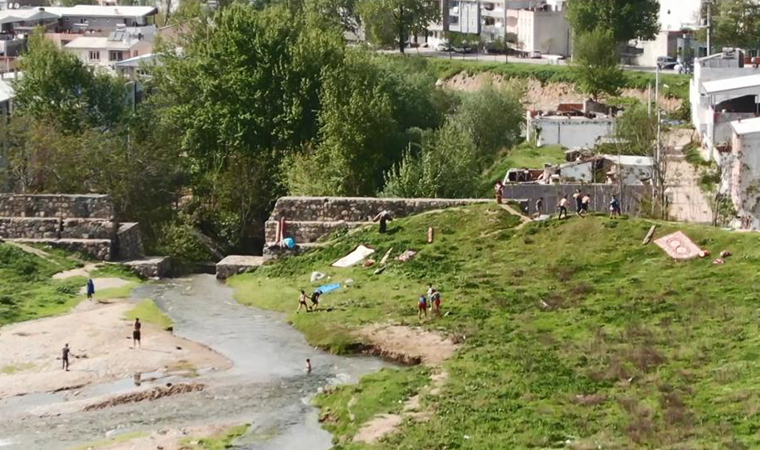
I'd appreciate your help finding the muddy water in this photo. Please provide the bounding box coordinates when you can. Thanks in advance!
[0,275,388,449]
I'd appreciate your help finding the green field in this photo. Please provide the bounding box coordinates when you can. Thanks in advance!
[125,298,173,330]
[231,204,760,448]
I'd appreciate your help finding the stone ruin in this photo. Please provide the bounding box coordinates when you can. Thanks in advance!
[0,194,143,262]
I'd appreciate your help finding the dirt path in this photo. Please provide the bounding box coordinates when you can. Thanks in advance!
[6,241,61,265]
[499,203,532,229]
[352,325,458,444]
[663,129,714,224]
[52,263,100,280]
[0,300,231,399]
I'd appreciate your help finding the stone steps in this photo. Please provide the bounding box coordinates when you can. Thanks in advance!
[216,255,264,279]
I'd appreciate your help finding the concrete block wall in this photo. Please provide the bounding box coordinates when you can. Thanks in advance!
[116,222,145,260]
[501,184,653,216]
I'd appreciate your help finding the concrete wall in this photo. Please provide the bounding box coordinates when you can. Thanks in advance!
[531,10,569,55]
[730,132,760,229]
[0,194,114,219]
[531,116,615,149]
[501,184,652,216]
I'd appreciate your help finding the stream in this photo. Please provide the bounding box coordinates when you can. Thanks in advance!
[0,275,388,449]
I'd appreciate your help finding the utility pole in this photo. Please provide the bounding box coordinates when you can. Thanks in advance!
[706,1,713,56]
[655,65,663,218]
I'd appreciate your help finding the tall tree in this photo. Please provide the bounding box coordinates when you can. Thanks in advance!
[14,29,126,132]
[710,0,760,51]
[567,0,659,43]
[358,0,439,53]
[571,28,625,99]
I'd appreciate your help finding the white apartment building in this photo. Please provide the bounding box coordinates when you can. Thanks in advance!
[628,0,705,67]
[64,27,153,73]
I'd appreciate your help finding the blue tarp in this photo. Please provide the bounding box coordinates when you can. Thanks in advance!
[317,283,341,294]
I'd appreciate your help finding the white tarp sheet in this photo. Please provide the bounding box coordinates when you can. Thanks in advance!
[332,245,375,268]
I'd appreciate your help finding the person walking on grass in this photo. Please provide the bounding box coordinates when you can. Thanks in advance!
[62,343,73,371]
[494,180,504,204]
[133,318,141,348]
[431,289,442,318]
[581,193,591,217]
[297,290,311,313]
[310,289,322,311]
[558,195,568,220]
[418,295,428,320]
[573,189,583,216]
[86,278,95,301]
[609,195,621,218]
[535,197,544,218]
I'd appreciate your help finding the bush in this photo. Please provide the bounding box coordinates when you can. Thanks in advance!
[155,221,216,268]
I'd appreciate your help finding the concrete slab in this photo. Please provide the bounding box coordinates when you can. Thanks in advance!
[123,256,172,279]
[216,255,264,279]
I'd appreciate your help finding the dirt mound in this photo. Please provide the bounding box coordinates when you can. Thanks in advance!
[356,325,458,366]
[84,383,205,411]
[443,72,683,112]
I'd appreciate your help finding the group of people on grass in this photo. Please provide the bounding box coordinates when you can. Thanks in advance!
[418,283,442,320]
[495,182,622,219]
[296,289,321,313]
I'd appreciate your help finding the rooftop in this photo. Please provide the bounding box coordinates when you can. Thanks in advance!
[42,5,156,18]
[702,74,760,94]
[64,36,136,50]
[730,117,760,136]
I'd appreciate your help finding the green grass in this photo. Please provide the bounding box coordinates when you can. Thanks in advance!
[0,362,36,374]
[92,282,140,301]
[422,57,690,100]
[314,366,431,445]
[0,244,86,327]
[124,299,173,330]
[89,263,142,281]
[230,203,760,448]
[182,424,250,450]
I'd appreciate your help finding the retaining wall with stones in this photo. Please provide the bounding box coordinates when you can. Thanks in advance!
[0,218,61,239]
[266,197,491,243]
[0,194,114,219]
[501,184,653,216]
[60,219,116,240]
[116,222,145,260]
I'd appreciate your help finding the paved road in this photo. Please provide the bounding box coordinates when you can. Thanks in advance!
[383,47,678,74]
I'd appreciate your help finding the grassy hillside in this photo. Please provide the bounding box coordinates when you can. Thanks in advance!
[231,204,760,449]
[480,142,565,194]
[0,244,84,326]
[424,58,691,101]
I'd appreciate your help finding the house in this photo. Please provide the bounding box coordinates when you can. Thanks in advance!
[504,154,653,186]
[526,100,621,149]
[64,28,152,72]
[690,49,760,161]
[44,5,156,32]
[727,117,760,229]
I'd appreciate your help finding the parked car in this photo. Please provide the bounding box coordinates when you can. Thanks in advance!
[529,51,542,59]
[656,56,678,70]
[436,41,453,52]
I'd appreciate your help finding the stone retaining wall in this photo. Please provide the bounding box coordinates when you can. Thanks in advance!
[266,197,491,244]
[269,197,491,223]
[0,218,60,239]
[60,219,116,240]
[116,222,145,260]
[0,194,114,219]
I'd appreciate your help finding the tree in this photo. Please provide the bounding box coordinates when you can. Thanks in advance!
[358,0,439,53]
[571,28,625,99]
[567,0,659,43]
[450,83,524,163]
[710,0,760,51]
[14,29,126,132]
[383,119,480,198]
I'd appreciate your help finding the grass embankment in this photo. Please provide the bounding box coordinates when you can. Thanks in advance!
[481,142,565,193]
[424,58,690,100]
[125,298,173,330]
[0,244,83,326]
[232,204,760,448]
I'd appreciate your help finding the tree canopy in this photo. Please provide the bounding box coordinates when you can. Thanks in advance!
[709,0,760,51]
[567,0,659,43]
[358,0,439,52]
[571,27,626,99]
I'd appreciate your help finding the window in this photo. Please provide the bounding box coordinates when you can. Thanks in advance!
[484,17,495,26]
[89,51,100,60]
[483,2,494,10]
[109,51,123,61]
[132,50,138,58]
[449,15,459,24]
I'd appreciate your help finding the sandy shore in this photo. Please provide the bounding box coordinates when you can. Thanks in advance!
[0,300,231,399]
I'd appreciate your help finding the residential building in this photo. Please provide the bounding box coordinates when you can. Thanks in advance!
[44,5,156,32]
[727,117,760,229]
[64,27,152,72]
[526,100,621,150]
[690,49,760,162]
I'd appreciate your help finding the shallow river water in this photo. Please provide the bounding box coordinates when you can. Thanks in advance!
[0,275,388,449]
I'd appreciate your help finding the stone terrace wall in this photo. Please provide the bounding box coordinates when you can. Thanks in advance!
[266,197,491,243]
[0,218,61,239]
[116,222,145,260]
[0,194,114,219]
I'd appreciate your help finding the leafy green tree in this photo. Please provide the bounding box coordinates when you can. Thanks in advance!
[710,0,760,51]
[451,83,524,163]
[571,28,625,99]
[358,0,439,53]
[383,119,480,198]
[567,0,659,42]
[14,29,126,131]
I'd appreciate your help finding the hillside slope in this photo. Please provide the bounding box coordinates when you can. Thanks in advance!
[231,204,760,449]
